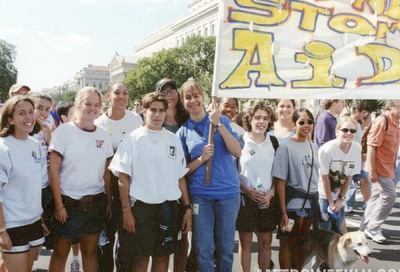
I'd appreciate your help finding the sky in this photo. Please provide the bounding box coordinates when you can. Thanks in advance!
[0,0,187,91]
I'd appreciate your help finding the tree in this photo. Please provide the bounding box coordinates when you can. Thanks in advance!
[0,40,18,102]
[50,91,76,105]
[125,48,182,101]
[125,35,216,104]
[345,99,385,114]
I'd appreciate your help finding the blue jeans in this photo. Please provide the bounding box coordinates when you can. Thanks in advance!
[346,170,369,209]
[319,198,344,234]
[191,194,240,272]
[345,180,357,209]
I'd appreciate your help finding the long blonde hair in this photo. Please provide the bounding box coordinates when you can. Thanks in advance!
[72,86,102,122]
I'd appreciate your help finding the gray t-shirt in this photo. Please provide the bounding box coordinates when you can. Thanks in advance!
[272,139,319,210]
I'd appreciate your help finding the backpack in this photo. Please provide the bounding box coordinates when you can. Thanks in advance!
[238,134,279,152]
[361,113,388,154]
[237,134,280,169]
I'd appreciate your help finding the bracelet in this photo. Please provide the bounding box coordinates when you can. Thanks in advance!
[0,226,6,233]
[55,205,65,212]
[122,204,131,211]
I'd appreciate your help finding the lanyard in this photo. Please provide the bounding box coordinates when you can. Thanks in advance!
[193,125,206,141]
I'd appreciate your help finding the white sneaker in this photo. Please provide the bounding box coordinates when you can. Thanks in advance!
[376,228,387,240]
[345,207,354,213]
[365,228,386,243]
[70,259,80,272]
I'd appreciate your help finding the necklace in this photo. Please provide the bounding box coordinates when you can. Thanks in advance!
[146,128,163,144]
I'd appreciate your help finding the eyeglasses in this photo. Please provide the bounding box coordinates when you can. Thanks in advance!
[160,89,177,95]
[298,119,314,126]
[340,128,357,134]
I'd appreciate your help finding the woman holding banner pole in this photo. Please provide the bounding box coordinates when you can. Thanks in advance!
[177,79,241,272]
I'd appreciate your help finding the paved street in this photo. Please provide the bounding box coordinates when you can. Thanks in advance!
[33,184,400,271]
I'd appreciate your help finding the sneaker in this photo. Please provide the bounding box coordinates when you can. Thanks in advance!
[376,228,387,240]
[345,207,354,213]
[70,259,80,272]
[365,228,386,243]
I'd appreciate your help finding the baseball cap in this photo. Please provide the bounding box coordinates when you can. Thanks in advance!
[156,78,177,93]
[9,84,31,96]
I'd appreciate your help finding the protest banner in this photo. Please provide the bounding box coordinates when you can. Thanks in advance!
[212,0,400,99]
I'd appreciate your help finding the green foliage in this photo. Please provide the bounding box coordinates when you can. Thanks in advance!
[363,100,386,114]
[125,36,216,105]
[345,99,385,114]
[50,91,76,104]
[0,40,18,102]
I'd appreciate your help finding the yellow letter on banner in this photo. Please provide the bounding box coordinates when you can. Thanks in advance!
[220,29,285,89]
[292,41,345,88]
[352,0,400,20]
[352,0,387,15]
[291,0,332,32]
[229,0,289,26]
[385,0,400,20]
[356,43,400,86]
[329,14,376,36]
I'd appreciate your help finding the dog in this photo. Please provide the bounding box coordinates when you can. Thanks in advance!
[302,229,372,269]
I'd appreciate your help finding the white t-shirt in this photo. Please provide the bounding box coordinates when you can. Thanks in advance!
[95,110,143,150]
[230,122,245,138]
[0,136,47,228]
[49,122,113,199]
[32,131,50,188]
[318,139,362,200]
[239,132,274,191]
[109,127,188,204]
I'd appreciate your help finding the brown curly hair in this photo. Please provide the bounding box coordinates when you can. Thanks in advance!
[243,102,276,133]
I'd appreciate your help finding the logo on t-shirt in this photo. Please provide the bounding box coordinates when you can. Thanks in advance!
[32,150,42,163]
[96,140,105,148]
[169,146,176,159]
[329,160,355,192]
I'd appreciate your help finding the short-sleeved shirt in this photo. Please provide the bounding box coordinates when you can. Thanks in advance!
[272,139,319,210]
[49,122,113,199]
[268,130,296,145]
[239,132,274,191]
[318,139,361,200]
[95,110,143,151]
[109,127,188,204]
[0,136,46,228]
[177,114,240,200]
[367,113,400,179]
[314,111,337,149]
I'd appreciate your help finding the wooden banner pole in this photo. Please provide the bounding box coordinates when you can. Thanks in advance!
[205,96,217,186]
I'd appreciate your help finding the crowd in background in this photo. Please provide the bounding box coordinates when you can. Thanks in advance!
[0,81,399,272]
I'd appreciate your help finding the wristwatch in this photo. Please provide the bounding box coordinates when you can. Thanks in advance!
[338,194,346,200]
[183,204,193,212]
[215,122,222,128]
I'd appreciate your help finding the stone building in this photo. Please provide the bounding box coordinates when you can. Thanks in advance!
[135,0,218,58]
[110,52,137,82]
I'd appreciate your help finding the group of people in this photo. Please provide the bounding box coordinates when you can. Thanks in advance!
[0,79,399,272]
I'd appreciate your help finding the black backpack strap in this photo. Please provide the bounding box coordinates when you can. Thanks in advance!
[269,135,279,153]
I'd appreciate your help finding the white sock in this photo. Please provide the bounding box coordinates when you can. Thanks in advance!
[73,255,79,261]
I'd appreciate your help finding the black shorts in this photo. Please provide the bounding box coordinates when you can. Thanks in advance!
[236,194,277,233]
[3,219,45,254]
[52,193,106,240]
[118,200,179,257]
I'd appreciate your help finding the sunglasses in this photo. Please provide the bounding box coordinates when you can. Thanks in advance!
[298,119,314,126]
[340,128,357,134]
[160,89,177,95]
